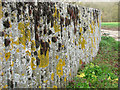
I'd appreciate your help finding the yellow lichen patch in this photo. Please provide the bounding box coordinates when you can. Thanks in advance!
[64,77,67,82]
[73,40,74,43]
[16,48,19,52]
[58,10,60,21]
[2,85,8,88]
[13,39,19,45]
[39,86,41,88]
[26,29,31,42]
[0,57,3,61]
[13,13,16,17]
[81,37,86,50]
[94,37,96,49]
[90,24,93,34]
[53,85,57,88]
[94,42,96,49]
[53,5,61,32]
[88,29,90,32]
[64,28,66,30]
[69,71,71,77]
[51,73,54,81]
[93,26,95,32]
[20,29,25,35]
[38,47,49,68]
[4,34,8,38]
[98,21,99,27]
[56,55,59,59]
[56,59,65,77]
[66,55,68,59]
[91,38,94,48]
[91,49,93,55]
[92,21,94,26]
[10,48,12,51]
[22,73,24,76]
[31,40,36,51]
[0,3,2,19]
[62,45,64,48]
[94,37,95,42]
[48,39,51,44]
[86,55,88,58]
[78,35,82,45]
[26,50,31,56]
[53,20,61,33]
[25,22,30,28]
[31,57,36,70]
[9,21,12,28]
[83,49,85,53]
[11,61,14,67]
[80,27,82,33]
[0,52,2,55]
[53,4,57,18]
[79,59,82,64]
[19,34,26,50]
[62,60,65,66]
[5,52,11,61]
[1,72,4,76]
[44,80,48,83]
[18,22,25,31]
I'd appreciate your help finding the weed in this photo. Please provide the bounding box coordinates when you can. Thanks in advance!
[67,36,119,88]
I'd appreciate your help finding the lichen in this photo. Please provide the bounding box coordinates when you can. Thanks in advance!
[38,46,49,68]
[31,57,37,70]
[51,73,54,81]
[56,59,65,77]
[5,52,11,61]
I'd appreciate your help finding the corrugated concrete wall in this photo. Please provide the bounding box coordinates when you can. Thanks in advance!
[0,1,101,88]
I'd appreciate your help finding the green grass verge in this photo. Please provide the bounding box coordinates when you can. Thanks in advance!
[101,22,120,29]
[67,36,119,88]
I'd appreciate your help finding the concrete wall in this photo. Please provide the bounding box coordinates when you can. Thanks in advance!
[0,1,101,88]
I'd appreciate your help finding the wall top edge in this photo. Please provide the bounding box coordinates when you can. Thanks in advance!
[1,0,119,2]
[1,0,101,12]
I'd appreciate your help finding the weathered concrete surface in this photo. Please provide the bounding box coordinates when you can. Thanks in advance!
[0,2,101,88]
[0,19,3,52]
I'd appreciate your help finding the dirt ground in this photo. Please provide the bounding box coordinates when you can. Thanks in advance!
[101,29,120,41]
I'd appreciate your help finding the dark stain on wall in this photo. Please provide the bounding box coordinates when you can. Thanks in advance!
[52,36,57,43]
[3,19,10,28]
[4,39,10,47]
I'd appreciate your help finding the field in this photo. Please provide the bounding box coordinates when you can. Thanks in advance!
[67,36,119,88]
[101,22,120,30]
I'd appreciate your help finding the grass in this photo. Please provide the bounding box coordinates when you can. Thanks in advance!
[67,36,119,88]
[101,22,120,30]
